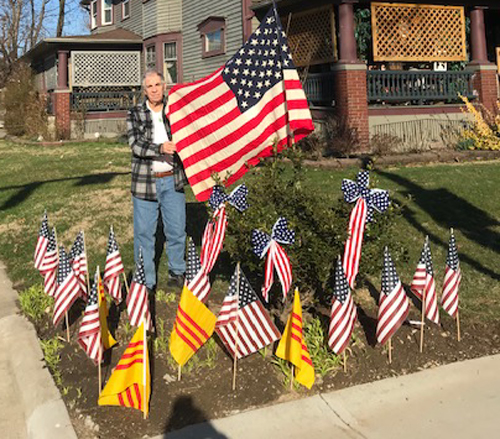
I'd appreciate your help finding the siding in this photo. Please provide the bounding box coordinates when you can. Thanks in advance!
[142,0,158,39]
[182,0,244,82]
[157,0,182,34]
[114,0,143,36]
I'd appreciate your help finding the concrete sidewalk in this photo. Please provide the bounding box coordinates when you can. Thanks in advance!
[0,262,77,439]
[160,353,500,439]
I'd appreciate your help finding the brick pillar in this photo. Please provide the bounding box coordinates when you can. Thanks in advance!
[468,7,498,115]
[333,63,369,151]
[55,50,71,138]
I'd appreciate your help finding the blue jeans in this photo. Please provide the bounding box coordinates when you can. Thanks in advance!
[133,176,186,289]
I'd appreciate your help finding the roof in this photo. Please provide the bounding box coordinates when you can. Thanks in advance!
[23,28,143,62]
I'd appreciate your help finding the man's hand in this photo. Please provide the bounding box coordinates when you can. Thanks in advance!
[161,141,176,155]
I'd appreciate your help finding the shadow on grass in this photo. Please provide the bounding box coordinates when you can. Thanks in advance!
[162,395,228,438]
[375,170,500,281]
[0,171,130,211]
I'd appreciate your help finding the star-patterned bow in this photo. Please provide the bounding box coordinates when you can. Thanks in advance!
[208,184,249,213]
[341,170,390,223]
[252,217,295,259]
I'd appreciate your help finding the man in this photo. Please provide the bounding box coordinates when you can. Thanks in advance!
[127,70,188,292]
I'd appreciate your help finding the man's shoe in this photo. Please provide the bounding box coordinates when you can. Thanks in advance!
[167,271,185,288]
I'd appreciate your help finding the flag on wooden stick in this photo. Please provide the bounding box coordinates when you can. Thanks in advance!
[34,211,49,271]
[78,270,102,364]
[69,231,88,300]
[166,8,314,201]
[97,269,117,350]
[441,229,462,318]
[376,248,409,345]
[126,249,152,331]
[411,238,439,324]
[186,238,211,303]
[328,257,357,355]
[39,227,58,297]
[103,226,125,303]
[216,265,280,358]
[276,288,315,389]
[53,246,80,326]
[98,322,150,416]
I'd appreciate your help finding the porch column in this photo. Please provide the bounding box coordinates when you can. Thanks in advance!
[54,50,71,138]
[468,7,497,114]
[333,1,369,151]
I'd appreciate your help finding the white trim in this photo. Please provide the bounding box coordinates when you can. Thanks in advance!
[122,0,130,19]
[163,42,177,85]
[101,0,113,26]
[90,0,98,29]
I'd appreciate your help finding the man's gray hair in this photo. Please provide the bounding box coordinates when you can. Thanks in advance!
[142,69,165,88]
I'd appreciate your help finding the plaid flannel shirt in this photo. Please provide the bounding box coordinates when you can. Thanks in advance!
[127,99,188,200]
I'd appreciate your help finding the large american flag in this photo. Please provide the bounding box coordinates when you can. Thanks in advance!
[215,265,280,359]
[328,257,358,355]
[53,246,81,327]
[39,227,58,297]
[186,238,211,302]
[167,8,314,201]
[411,239,439,324]
[126,250,152,330]
[34,211,49,271]
[103,226,125,303]
[441,230,462,318]
[78,269,102,365]
[69,231,88,300]
[376,248,410,345]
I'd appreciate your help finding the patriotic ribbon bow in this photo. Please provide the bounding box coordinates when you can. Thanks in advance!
[208,184,249,213]
[201,184,249,274]
[341,170,390,223]
[252,217,295,301]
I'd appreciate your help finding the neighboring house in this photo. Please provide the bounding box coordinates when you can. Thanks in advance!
[22,0,500,149]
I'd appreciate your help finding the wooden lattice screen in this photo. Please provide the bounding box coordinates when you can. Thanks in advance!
[282,6,337,67]
[371,2,466,62]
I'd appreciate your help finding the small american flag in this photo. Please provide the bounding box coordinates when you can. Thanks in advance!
[252,217,294,302]
[200,206,227,275]
[34,212,49,271]
[53,246,81,327]
[441,230,461,318]
[186,238,211,302]
[376,248,410,345]
[69,231,88,300]
[328,257,358,355]
[103,226,125,303]
[126,250,152,330]
[78,269,102,365]
[411,239,439,324]
[216,265,280,359]
[167,8,314,201]
[39,227,58,297]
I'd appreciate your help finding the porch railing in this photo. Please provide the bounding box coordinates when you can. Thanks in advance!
[303,72,336,106]
[71,90,142,112]
[367,71,476,103]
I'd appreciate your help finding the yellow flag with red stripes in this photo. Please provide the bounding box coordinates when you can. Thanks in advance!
[276,288,315,389]
[98,322,150,415]
[98,272,117,350]
[169,284,217,366]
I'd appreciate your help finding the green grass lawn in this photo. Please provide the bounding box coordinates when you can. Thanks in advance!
[0,139,498,322]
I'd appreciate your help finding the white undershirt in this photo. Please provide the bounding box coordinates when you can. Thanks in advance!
[147,101,173,173]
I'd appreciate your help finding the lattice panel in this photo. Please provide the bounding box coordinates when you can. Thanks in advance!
[282,6,337,67]
[371,2,466,62]
[72,51,141,87]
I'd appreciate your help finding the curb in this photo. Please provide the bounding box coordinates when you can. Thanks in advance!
[0,262,78,439]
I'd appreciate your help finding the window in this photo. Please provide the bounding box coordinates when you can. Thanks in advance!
[198,17,226,58]
[122,0,130,19]
[90,0,98,29]
[145,45,156,69]
[163,42,177,85]
[102,0,113,25]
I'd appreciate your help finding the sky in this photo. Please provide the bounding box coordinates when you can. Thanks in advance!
[41,0,90,38]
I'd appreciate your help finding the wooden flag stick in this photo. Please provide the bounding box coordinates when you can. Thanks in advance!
[232,262,241,391]
[123,272,130,295]
[178,365,182,381]
[343,350,347,372]
[65,312,70,342]
[97,265,102,394]
[456,309,461,342]
[82,230,91,295]
[290,365,294,390]
[419,289,426,353]
[388,338,392,364]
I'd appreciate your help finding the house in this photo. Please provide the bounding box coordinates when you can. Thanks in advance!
[23,0,500,148]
